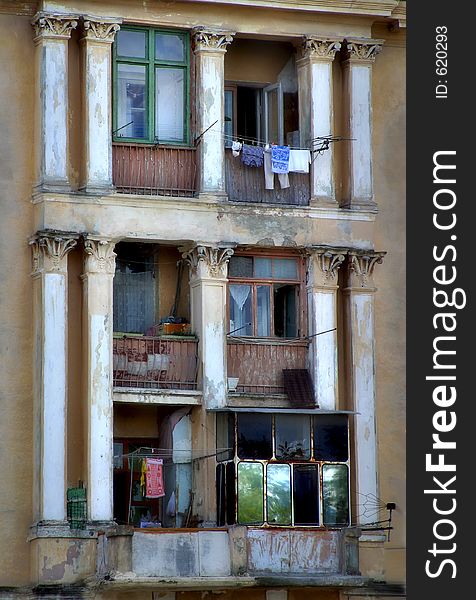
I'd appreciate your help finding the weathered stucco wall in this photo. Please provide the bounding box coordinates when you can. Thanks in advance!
[0,12,35,586]
[114,403,160,438]
[225,38,293,84]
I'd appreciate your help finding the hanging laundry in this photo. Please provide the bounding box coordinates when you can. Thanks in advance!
[264,146,289,190]
[288,149,311,174]
[241,144,264,168]
[145,457,165,498]
[271,145,290,174]
[232,141,242,157]
[140,459,147,496]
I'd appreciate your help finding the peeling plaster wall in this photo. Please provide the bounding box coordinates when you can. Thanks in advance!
[0,13,35,586]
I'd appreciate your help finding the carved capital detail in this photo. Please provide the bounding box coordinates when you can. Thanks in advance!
[301,36,342,61]
[309,248,347,287]
[30,234,77,275]
[81,19,120,43]
[345,39,384,63]
[32,13,78,41]
[83,238,116,275]
[347,251,386,288]
[183,245,234,280]
[192,27,235,52]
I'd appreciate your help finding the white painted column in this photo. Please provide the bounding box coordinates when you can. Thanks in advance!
[30,233,77,523]
[342,39,383,211]
[82,237,116,522]
[192,28,234,197]
[79,18,121,194]
[344,251,385,524]
[297,37,341,207]
[183,245,233,409]
[307,248,346,409]
[32,13,77,191]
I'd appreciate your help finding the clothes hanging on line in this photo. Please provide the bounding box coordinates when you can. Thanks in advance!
[232,141,242,157]
[288,149,311,174]
[271,145,290,174]
[241,144,264,167]
[145,457,165,499]
[264,148,289,190]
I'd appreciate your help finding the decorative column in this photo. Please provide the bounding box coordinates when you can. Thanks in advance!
[342,39,383,211]
[81,237,116,523]
[192,28,234,197]
[307,247,346,409]
[30,233,77,523]
[297,37,341,206]
[182,245,233,409]
[344,250,385,524]
[31,13,78,191]
[79,18,121,194]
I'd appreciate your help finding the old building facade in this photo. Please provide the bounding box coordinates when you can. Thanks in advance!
[0,0,406,598]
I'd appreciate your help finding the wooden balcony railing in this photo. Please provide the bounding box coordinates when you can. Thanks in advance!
[225,149,310,206]
[112,143,197,197]
[227,338,309,394]
[113,335,199,390]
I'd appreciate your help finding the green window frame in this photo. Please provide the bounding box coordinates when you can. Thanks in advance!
[113,26,190,145]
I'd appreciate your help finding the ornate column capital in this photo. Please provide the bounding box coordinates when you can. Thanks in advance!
[80,17,121,43]
[182,245,234,280]
[308,247,347,288]
[31,12,78,42]
[343,38,384,64]
[192,27,235,53]
[30,233,77,275]
[299,36,342,63]
[345,250,386,290]
[83,237,116,275]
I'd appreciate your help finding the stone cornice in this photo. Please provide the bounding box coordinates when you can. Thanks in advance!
[31,12,78,42]
[346,250,386,289]
[308,247,347,287]
[182,245,234,280]
[343,38,385,63]
[300,36,342,62]
[80,16,121,43]
[83,237,116,275]
[29,233,77,275]
[192,27,235,53]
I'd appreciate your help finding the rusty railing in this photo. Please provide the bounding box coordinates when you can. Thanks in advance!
[112,143,197,197]
[227,338,309,394]
[113,335,199,390]
[225,149,310,206]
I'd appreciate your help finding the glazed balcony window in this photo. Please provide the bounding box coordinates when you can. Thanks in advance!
[113,27,190,145]
[216,412,350,527]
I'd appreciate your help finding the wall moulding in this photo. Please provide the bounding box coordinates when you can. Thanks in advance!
[345,250,386,289]
[29,233,78,275]
[300,36,342,61]
[343,38,385,63]
[192,27,235,52]
[308,247,348,287]
[182,245,234,280]
[31,12,78,40]
[83,237,117,275]
[80,17,121,42]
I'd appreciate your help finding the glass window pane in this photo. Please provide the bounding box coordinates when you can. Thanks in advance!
[226,462,236,525]
[237,462,264,524]
[225,90,234,148]
[274,284,297,338]
[237,413,272,459]
[216,412,234,462]
[116,29,146,58]
[273,258,298,280]
[255,257,272,278]
[257,286,271,336]
[229,284,252,336]
[156,32,185,62]
[229,256,253,278]
[293,464,319,525]
[275,414,311,460]
[116,64,147,139]
[216,464,226,526]
[155,68,185,142]
[322,464,349,526]
[314,415,349,462]
[266,464,291,525]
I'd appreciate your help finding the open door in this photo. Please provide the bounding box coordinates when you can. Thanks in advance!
[263,82,284,145]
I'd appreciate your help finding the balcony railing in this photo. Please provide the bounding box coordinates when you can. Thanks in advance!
[225,148,310,206]
[227,338,309,394]
[112,143,197,197]
[113,335,199,390]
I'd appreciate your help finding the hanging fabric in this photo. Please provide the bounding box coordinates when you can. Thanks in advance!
[145,457,165,498]
[288,149,311,174]
[140,459,147,496]
[241,144,264,167]
[264,148,289,190]
[232,141,242,157]
[271,145,290,174]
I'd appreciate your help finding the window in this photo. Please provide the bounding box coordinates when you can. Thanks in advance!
[114,27,190,144]
[228,254,303,338]
[216,412,350,527]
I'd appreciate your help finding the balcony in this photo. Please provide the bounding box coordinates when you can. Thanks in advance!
[113,335,199,390]
[227,338,309,394]
[225,149,310,206]
[112,143,197,197]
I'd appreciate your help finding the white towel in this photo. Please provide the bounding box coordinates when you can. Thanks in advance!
[288,149,311,174]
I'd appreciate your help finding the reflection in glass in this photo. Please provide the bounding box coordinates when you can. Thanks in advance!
[275,414,310,460]
[226,462,236,525]
[155,68,185,141]
[216,464,226,526]
[229,284,252,336]
[116,64,147,139]
[237,413,272,459]
[274,258,298,280]
[257,286,271,336]
[216,412,234,462]
[255,257,272,278]
[293,464,319,525]
[267,464,291,525]
[225,90,234,148]
[156,33,185,61]
[237,462,264,524]
[314,415,349,461]
[323,464,349,526]
[116,29,146,58]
